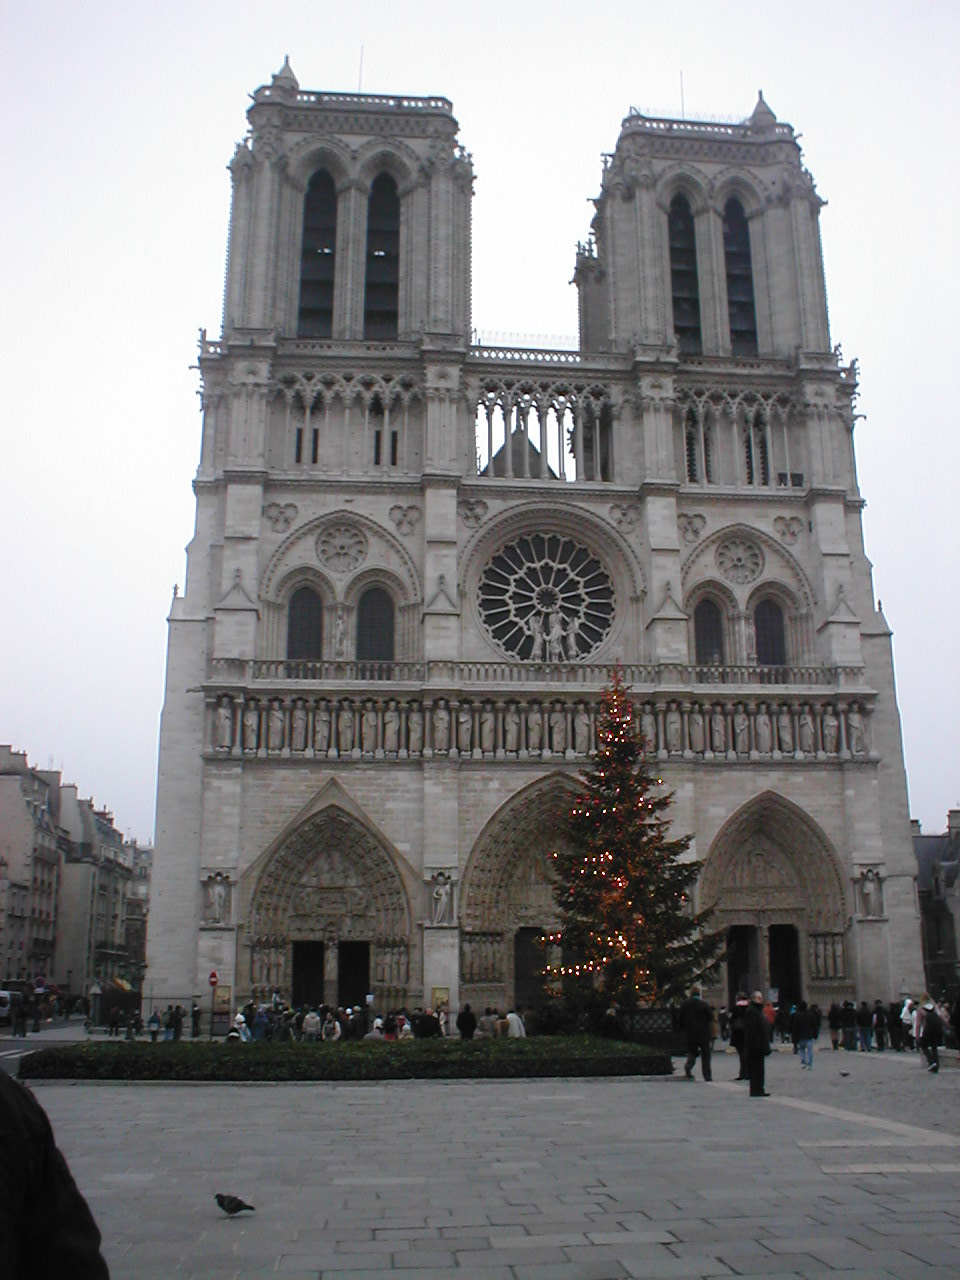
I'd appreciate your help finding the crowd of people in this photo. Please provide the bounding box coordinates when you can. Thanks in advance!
[223,999,527,1044]
[682,988,957,1091]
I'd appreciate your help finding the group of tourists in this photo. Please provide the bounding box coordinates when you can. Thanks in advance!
[682,987,957,1090]
[223,999,527,1044]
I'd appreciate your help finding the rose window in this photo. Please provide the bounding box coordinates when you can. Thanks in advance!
[715,537,763,584]
[478,533,615,661]
[316,524,367,573]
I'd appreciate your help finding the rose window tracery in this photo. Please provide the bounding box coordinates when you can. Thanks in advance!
[716,537,763,584]
[477,533,615,661]
[317,524,367,573]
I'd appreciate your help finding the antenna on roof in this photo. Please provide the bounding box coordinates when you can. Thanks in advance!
[680,70,685,119]
[358,45,364,92]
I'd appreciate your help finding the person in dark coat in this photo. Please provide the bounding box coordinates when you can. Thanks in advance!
[919,999,943,1073]
[0,1072,110,1278]
[744,990,772,1096]
[679,986,713,1081]
[729,992,749,1080]
[455,1002,478,1040]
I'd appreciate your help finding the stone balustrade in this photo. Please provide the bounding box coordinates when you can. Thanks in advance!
[205,687,874,764]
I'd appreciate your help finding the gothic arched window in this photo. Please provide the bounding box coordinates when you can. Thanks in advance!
[364,173,400,339]
[287,586,323,660]
[744,410,770,486]
[723,197,758,355]
[755,598,786,666]
[298,169,337,337]
[668,194,702,354]
[684,408,699,483]
[694,599,725,666]
[356,586,395,666]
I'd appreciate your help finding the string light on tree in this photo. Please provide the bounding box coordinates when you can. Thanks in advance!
[540,668,722,1015]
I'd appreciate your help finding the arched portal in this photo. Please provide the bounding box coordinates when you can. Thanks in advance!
[459,773,577,1012]
[699,791,851,1006]
[242,793,413,1010]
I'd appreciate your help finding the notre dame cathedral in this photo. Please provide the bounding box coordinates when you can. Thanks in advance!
[147,59,924,1017]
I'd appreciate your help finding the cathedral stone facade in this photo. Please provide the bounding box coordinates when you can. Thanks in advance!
[148,60,924,1017]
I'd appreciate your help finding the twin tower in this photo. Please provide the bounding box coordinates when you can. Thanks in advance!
[148,60,922,1022]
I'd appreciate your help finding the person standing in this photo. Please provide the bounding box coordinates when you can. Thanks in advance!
[730,992,750,1081]
[744,990,772,1097]
[191,1002,201,1038]
[455,1002,478,1041]
[794,1001,817,1069]
[919,999,943,1074]
[679,985,713,1081]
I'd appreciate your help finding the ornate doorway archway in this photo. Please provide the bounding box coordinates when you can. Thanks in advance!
[699,791,852,1005]
[459,773,576,1012]
[241,791,413,1009]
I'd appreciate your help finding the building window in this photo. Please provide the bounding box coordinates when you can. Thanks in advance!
[685,409,698,483]
[744,412,770,486]
[298,169,337,337]
[356,587,395,665]
[668,194,702,354]
[287,587,323,660]
[723,197,758,355]
[364,173,400,339]
[694,599,724,666]
[754,598,786,666]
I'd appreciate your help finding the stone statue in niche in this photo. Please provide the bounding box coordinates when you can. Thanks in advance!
[733,706,749,754]
[798,707,815,754]
[574,704,591,755]
[480,704,495,754]
[526,610,546,661]
[337,699,355,752]
[503,703,520,753]
[430,870,454,925]
[383,701,400,753]
[314,701,331,753]
[859,868,883,917]
[457,704,473,753]
[755,705,772,754]
[216,698,233,750]
[334,604,346,658]
[665,704,682,753]
[847,705,865,756]
[526,702,543,752]
[777,706,793,753]
[203,873,231,925]
[688,707,705,754]
[407,702,423,754]
[291,700,307,752]
[434,702,451,752]
[821,705,839,754]
[243,701,259,752]
[361,702,377,753]
[550,704,566,753]
[641,705,657,754]
[268,700,285,751]
[711,706,726,753]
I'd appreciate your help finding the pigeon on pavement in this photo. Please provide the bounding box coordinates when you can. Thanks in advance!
[215,1193,255,1215]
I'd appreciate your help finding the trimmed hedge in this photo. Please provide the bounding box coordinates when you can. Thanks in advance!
[19,1035,672,1082]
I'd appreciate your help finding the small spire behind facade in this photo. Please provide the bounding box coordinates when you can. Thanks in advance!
[272,55,299,93]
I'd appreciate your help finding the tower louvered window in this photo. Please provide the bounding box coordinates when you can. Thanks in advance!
[723,198,758,355]
[364,174,400,339]
[298,170,337,337]
[356,587,395,667]
[668,194,702,354]
[287,587,323,660]
[755,599,786,666]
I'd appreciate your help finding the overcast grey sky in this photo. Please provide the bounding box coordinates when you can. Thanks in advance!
[1,1,957,843]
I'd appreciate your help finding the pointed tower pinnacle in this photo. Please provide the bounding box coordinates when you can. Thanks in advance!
[748,90,777,135]
[272,56,299,94]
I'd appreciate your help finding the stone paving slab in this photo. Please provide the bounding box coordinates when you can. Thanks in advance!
[26,1044,960,1279]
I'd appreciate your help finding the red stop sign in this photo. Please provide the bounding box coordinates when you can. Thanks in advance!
[208,970,218,988]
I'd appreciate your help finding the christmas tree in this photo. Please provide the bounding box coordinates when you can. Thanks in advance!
[543,670,721,1014]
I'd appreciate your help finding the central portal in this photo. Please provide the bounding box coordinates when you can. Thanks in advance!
[338,940,370,1009]
[291,941,325,1008]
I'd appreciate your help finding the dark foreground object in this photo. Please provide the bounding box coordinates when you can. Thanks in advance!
[19,1035,672,1082]
[215,1192,255,1215]
[0,1072,110,1278]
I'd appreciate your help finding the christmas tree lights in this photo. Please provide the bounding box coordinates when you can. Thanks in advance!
[542,669,721,1011]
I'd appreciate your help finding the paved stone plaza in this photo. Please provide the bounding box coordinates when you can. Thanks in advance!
[25,1045,960,1280]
